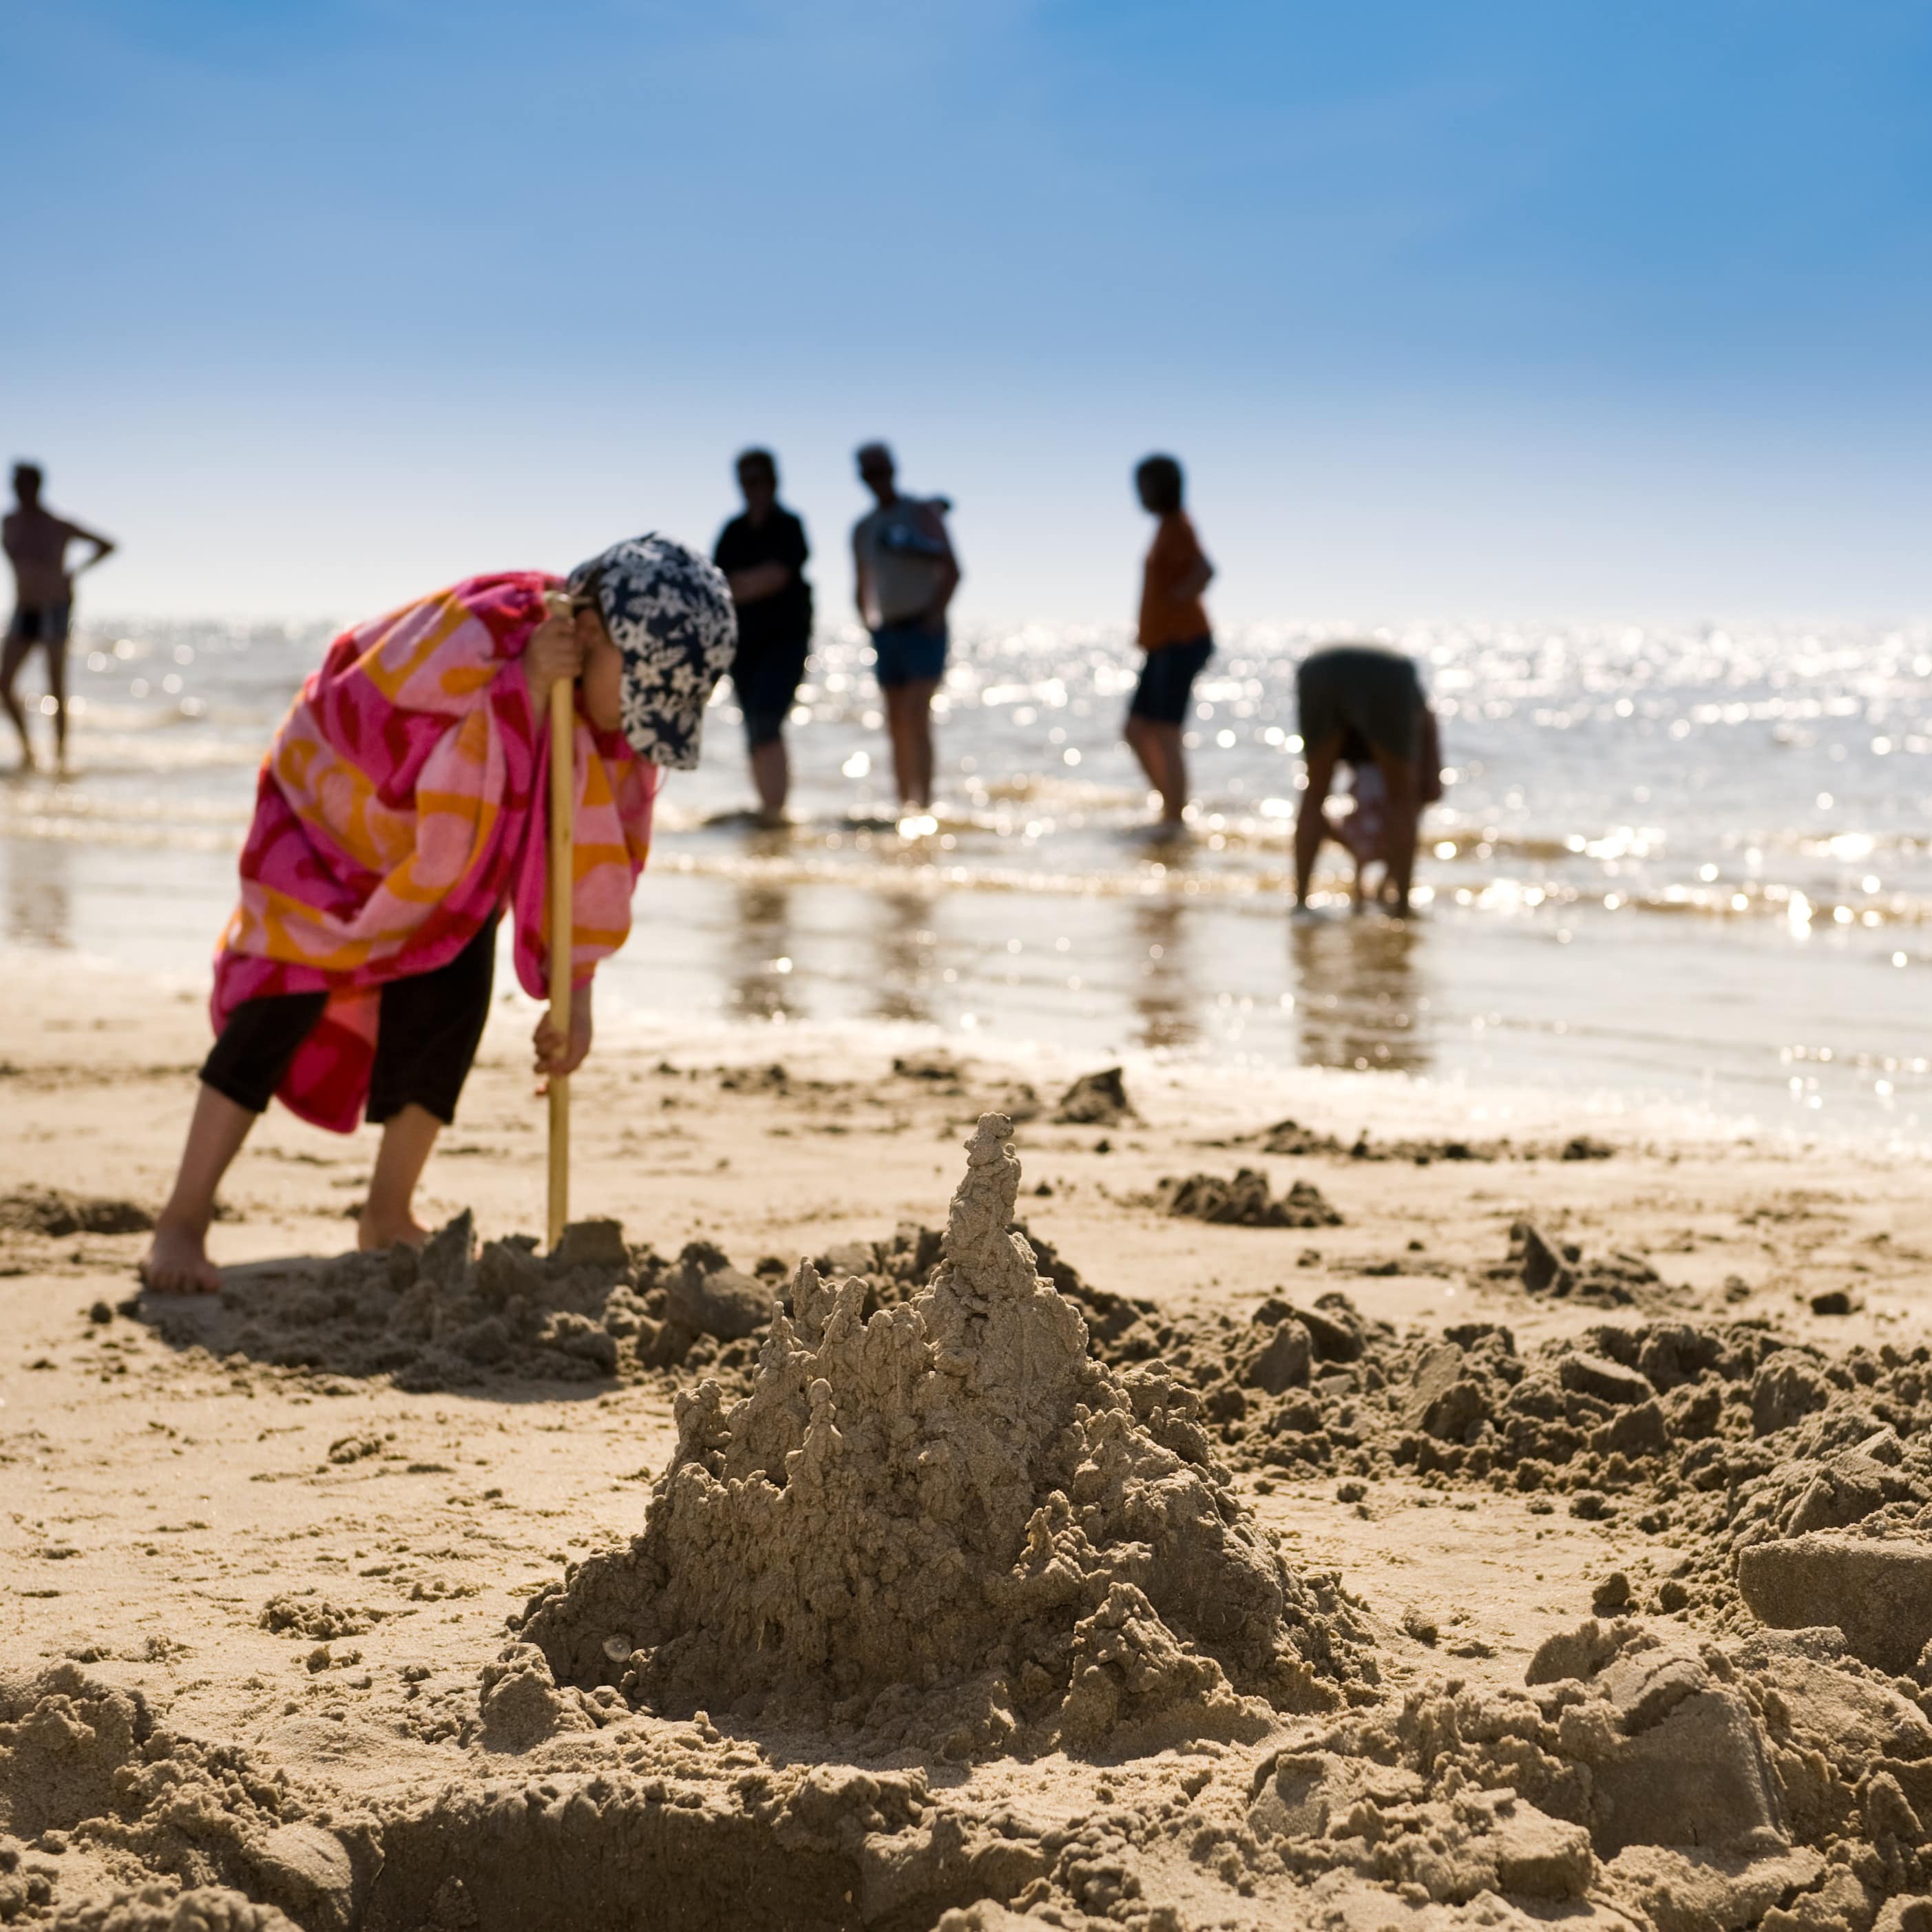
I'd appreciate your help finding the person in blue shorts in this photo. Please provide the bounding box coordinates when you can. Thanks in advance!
[851,442,959,812]
[1126,454,1215,830]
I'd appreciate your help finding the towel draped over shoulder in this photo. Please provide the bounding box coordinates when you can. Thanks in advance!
[211,571,655,1132]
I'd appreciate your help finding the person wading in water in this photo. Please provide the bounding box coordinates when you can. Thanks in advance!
[1292,643,1442,916]
[3,462,116,773]
[851,441,959,816]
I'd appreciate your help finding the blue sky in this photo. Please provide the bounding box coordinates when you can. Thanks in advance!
[6,1,1930,622]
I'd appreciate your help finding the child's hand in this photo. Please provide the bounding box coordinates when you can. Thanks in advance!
[533,988,593,1086]
[523,614,586,711]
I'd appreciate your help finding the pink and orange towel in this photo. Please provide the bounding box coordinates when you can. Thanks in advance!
[211,571,656,1131]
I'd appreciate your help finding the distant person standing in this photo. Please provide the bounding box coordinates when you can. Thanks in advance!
[1293,643,1442,916]
[3,463,116,773]
[713,448,813,823]
[1126,454,1214,831]
[851,441,959,813]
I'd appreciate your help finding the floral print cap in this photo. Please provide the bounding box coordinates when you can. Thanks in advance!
[567,533,736,770]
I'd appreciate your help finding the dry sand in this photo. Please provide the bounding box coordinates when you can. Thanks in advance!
[3,961,1931,1930]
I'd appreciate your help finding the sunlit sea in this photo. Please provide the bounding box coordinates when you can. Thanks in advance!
[2,611,1927,1144]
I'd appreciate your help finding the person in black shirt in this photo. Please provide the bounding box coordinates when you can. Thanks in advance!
[713,448,812,821]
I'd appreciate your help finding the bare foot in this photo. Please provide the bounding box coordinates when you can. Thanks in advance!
[358,1207,430,1252]
[1138,817,1190,845]
[138,1221,222,1295]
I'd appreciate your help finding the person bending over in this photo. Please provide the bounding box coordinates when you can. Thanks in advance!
[1126,454,1214,830]
[138,536,735,1295]
[1293,643,1442,916]
[713,448,812,823]
[851,441,959,813]
[3,462,116,772]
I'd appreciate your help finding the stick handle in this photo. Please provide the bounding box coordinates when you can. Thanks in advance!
[546,681,574,1250]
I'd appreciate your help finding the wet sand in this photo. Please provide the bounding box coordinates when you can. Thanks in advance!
[3,963,1930,1929]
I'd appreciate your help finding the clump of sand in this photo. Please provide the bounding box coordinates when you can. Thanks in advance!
[1147,1169,1342,1230]
[0,1666,361,1931]
[1246,1618,1932,1926]
[0,1189,154,1238]
[1249,1118,1615,1164]
[129,1215,778,1394]
[518,1114,1371,1757]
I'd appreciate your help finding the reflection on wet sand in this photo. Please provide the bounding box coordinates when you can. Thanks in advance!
[726,876,798,1021]
[1132,899,1199,1051]
[871,891,939,1027]
[1289,912,1429,1076]
[5,835,71,949]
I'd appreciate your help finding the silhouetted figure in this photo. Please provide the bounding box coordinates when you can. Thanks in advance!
[3,463,115,772]
[851,442,958,814]
[713,449,813,822]
[1294,644,1443,916]
[1126,454,1214,830]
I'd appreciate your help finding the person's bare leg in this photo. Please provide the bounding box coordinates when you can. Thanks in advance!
[359,1103,442,1250]
[1125,715,1189,824]
[140,1083,258,1293]
[0,633,34,770]
[1293,728,1346,905]
[1124,715,1156,797]
[48,640,68,774]
[750,738,788,821]
[914,682,936,808]
[1369,744,1420,913]
[883,686,913,806]
[887,681,938,810]
[1152,722,1187,822]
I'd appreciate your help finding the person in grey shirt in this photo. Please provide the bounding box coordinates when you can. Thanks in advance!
[851,441,959,814]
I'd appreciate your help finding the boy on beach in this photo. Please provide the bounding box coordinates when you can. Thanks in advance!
[3,462,116,773]
[713,448,812,823]
[1126,454,1214,832]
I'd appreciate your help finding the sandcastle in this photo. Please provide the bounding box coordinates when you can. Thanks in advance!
[518,1113,1366,1755]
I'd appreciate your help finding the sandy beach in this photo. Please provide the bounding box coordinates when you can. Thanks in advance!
[4,960,1929,1929]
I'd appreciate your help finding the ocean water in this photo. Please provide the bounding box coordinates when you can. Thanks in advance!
[1,611,1926,1142]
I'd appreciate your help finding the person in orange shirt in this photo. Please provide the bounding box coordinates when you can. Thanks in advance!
[1125,454,1214,831]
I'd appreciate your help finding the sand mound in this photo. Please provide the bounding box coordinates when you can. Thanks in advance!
[1251,1117,1614,1164]
[131,1216,779,1393]
[1053,1281,1932,1647]
[46,1889,298,1931]
[518,1114,1370,1757]
[0,1190,155,1238]
[1148,1170,1342,1229]
[1052,1067,1134,1126]
[1247,1619,1932,1926]
[0,1666,363,1931]
[1483,1219,1664,1307]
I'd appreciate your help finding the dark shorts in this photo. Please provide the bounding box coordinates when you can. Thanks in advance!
[1128,637,1212,726]
[1296,644,1424,764]
[6,604,70,649]
[870,622,948,689]
[731,635,809,749]
[202,917,498,1126]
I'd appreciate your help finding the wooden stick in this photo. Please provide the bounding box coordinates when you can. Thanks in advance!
[546,680,574,1250]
